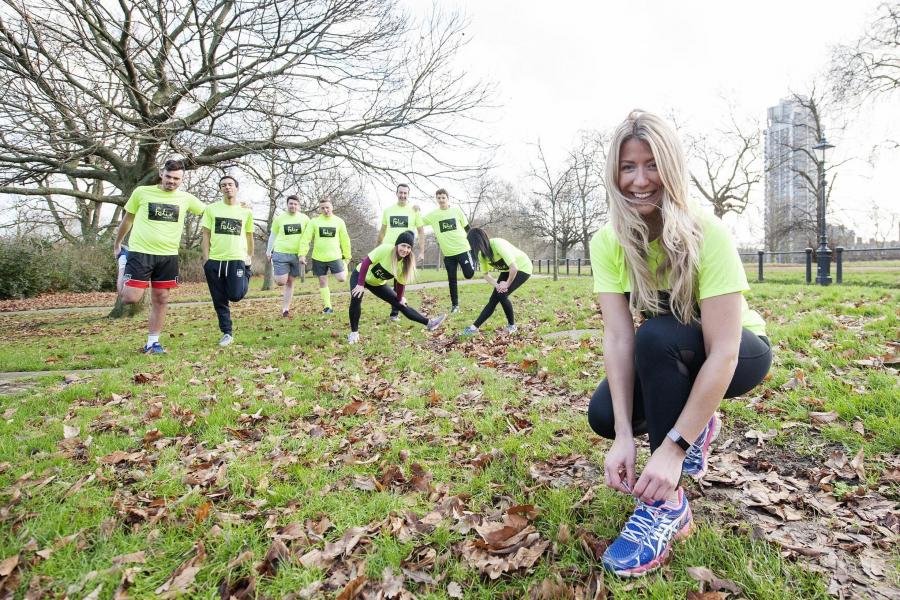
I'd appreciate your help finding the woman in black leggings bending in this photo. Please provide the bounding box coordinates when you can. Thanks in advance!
[347,232,446,344]
[589,110,771,577]
[460,228,533,336]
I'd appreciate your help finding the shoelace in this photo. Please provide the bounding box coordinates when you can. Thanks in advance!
[618,501,678,545]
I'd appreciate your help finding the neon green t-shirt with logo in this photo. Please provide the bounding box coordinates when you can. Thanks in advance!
[381,203,424,244]
[299,214,351,262]
[271,212,311,254]
[478,238,533,275]
[423,206,470,256]
[124,185,206,256]
[202,201,253,261]
[589,212,766,336]
[364,243,410,286]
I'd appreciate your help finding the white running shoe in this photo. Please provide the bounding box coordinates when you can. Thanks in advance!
[504,324,518,334]
[218,333,234,347]
[348,331,360,344]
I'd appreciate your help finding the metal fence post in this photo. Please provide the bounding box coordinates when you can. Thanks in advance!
[805,248,812,284]
[836,247,843,284]
[577,258,581,275]
[757,250,764,282]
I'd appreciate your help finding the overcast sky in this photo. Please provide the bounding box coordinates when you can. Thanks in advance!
[400,0,899,245]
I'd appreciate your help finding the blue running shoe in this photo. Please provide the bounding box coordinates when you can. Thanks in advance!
[682,413,720,478]
[601,488,693,577]
[141,342,166,354]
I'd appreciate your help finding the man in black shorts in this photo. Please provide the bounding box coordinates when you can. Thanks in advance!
[298,199,352,314]
[113,159,205,353]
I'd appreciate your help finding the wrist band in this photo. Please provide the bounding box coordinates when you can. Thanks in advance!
[666,428,691,451]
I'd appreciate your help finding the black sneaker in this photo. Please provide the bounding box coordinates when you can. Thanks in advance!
[323,307,334,314]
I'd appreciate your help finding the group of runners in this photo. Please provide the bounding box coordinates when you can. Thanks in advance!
[112,110,772,579]
[113,168,532,351]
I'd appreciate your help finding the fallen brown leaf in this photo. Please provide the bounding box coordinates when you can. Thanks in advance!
[217,574,256,600]
[256,540,290,577]
[155,541,205,597]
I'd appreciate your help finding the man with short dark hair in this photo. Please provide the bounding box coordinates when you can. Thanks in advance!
[201,175,254,346]
[114,159,205,353]
[267,194,310,317]
[298,198,351,314]
[377,183,425,321]
[423,188,473,313]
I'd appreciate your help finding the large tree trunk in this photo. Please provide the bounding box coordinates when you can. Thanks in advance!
[107,293,146,318]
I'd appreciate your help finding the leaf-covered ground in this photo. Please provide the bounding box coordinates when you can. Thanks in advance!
[0,276,897,599]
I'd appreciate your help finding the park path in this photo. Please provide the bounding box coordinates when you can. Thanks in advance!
[0,276,548,317]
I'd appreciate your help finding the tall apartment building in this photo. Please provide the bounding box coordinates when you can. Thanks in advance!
[764,98,818,254]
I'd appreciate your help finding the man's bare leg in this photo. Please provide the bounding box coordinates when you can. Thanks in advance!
[148,287,170,337]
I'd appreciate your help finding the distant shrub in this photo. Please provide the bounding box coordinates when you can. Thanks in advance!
[0,238,117,299]
[0,238,48,299]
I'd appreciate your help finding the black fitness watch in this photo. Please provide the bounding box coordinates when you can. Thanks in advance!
[666,428,691,452]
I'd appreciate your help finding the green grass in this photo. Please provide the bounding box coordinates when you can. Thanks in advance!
[0,275,897,598]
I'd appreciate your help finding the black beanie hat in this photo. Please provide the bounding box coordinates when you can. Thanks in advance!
[395,231,415,248]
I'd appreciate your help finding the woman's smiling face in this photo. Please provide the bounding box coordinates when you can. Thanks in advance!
[618,138,662,218]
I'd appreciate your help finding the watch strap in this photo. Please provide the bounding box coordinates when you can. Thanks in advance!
[667,428,691,451]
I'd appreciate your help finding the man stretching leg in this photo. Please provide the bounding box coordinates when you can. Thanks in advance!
[423,188,474,313]
[266,194,310,317]
[114,158,205,353]
[298,199,351,314]
[201,176,254,346]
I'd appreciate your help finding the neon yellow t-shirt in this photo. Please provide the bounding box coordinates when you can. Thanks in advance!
[479,238,533,275]
[364,243,409,286]
[589,213,766,335]
[423,206,470,256]
[299,214,351,262]
[124,186,206,255]
[381,203,424,244]
[202,201,253,261]
[271,212,311,254]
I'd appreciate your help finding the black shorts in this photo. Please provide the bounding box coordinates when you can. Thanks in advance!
[123,251,179,289]
[312,258,345,277]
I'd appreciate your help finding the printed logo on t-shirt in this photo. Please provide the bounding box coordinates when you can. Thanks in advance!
[389,215,409,228]
[215,217,242,236]
[370,263,393,281]
[319,226,337,238]
[148,203,179,222]
[438,218,457,233]
[284,223,302,235]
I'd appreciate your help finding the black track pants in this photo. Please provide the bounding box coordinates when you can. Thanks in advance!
[204,259,250,335]
[443,251,476,306]
[587,314,772,452]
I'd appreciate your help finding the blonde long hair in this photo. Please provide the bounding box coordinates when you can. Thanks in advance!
[390,246,416,284]
[606,110,703,324]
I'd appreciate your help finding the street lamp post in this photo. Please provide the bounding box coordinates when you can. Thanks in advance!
[813,135,835,286]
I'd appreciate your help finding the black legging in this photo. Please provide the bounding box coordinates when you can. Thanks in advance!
[588,314,772,452]
[349,269,428,332]
[473,271,530,327]
[444,251,476,306]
